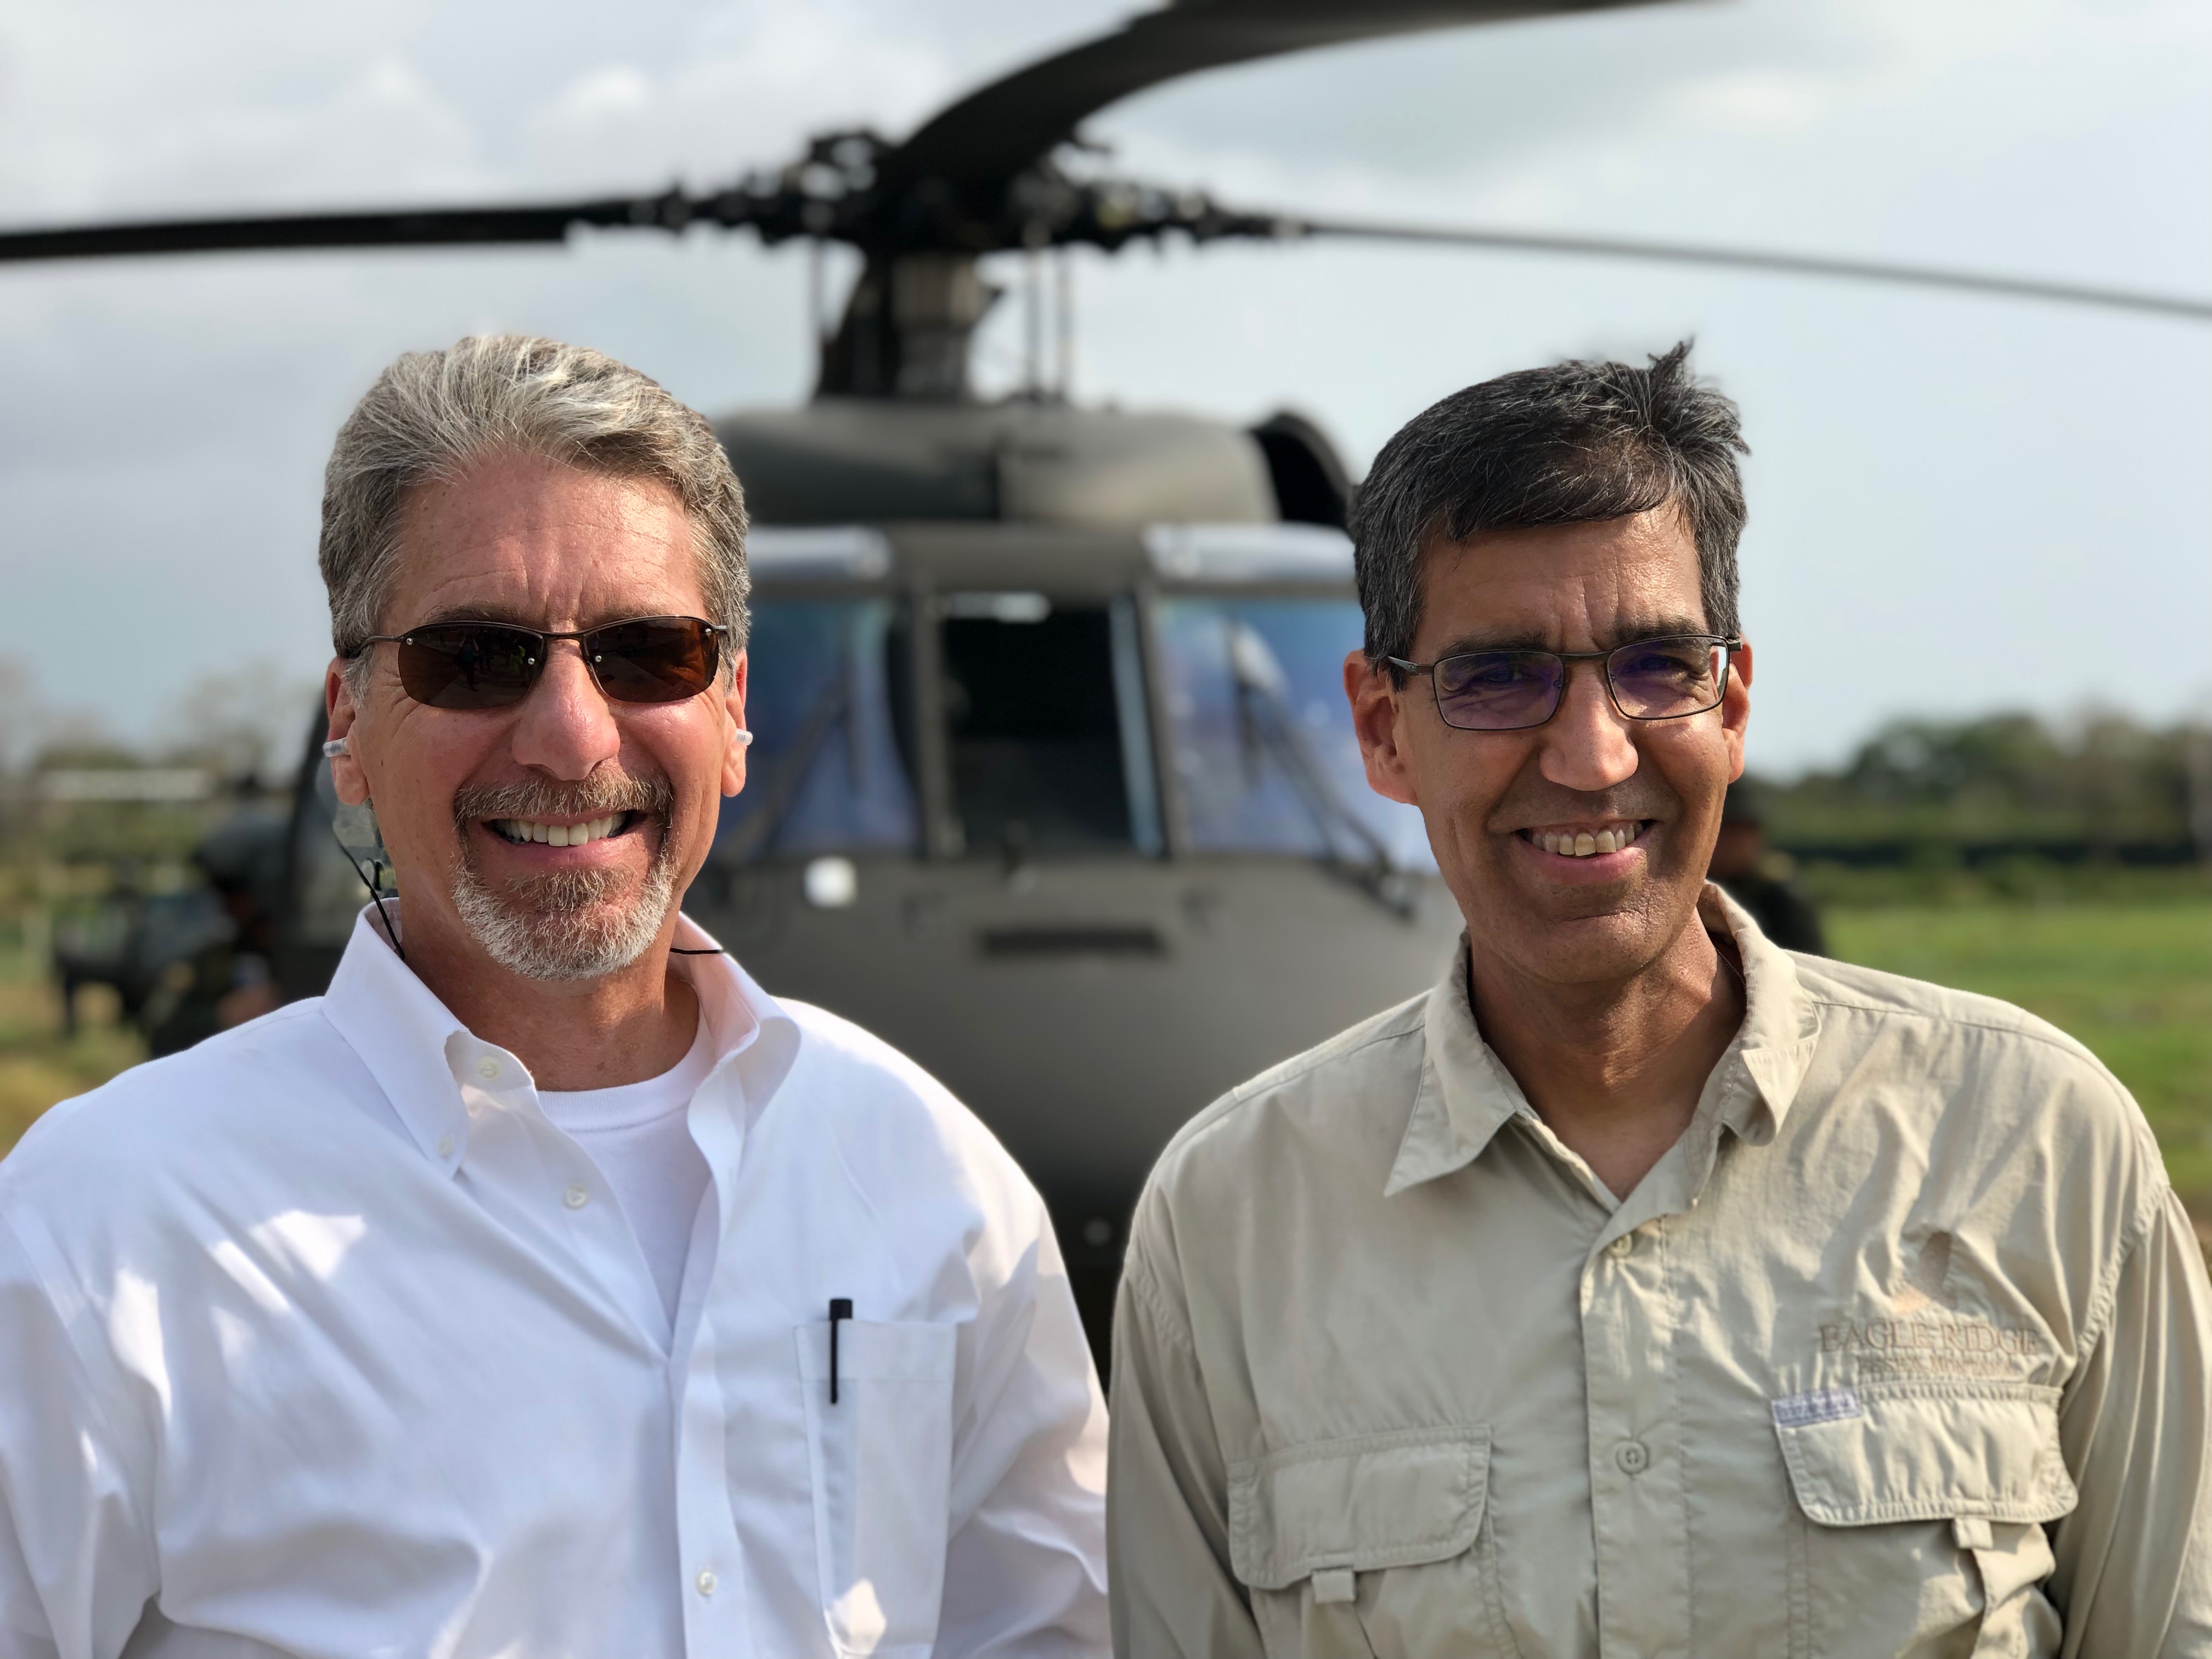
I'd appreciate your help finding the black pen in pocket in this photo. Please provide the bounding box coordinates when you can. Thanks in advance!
[828,1298,852,1403]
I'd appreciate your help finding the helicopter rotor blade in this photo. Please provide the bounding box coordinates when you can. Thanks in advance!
[0,189,730,266]
[1286,216,2212,323]
[881,0,1672,200]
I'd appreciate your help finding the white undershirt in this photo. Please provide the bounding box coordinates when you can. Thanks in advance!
[539,1018,716,1325]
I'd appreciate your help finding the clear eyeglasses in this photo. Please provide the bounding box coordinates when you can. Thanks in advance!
[1387,634,1740,732]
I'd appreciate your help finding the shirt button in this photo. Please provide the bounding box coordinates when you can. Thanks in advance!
[1606,1233,1635,1259]
[563,1183,590,1209]
[1616,1440,1650,1475]
[695,1568,716,1598]
[476,1057,500,1081]
[436,1135,455,1159]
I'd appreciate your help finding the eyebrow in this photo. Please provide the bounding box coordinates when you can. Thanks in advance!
[1426,614,1713,657]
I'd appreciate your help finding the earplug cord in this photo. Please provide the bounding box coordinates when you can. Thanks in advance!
[320,733,405,963]
[332,823,405,964]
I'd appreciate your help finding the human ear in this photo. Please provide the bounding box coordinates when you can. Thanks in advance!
[719,648,751,798]
[1721,638,1753,783]
[324,660,372,808]
[1344,650,1420,806]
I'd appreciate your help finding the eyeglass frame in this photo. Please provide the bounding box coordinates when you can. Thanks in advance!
[348,615,731,708]
[1386,633,1743,732]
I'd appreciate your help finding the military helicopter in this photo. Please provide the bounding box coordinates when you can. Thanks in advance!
[9,0,2207,1354]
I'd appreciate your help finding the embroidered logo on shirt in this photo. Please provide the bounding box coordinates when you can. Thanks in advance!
[1814,1229,2042,1380]
[1771,1387,1864,1429]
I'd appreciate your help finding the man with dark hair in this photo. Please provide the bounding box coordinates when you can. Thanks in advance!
[1107,346,2211,1656]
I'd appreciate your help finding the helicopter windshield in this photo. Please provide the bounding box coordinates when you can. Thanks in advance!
[1154,596,1434,871]
[941,594,1161,858]
[717,590,1431,871]
[717,599,918,857]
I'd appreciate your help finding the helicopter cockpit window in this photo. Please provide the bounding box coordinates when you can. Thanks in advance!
[1154,597,1435,871]
[718,599,917,858]
[939,594,1163,859]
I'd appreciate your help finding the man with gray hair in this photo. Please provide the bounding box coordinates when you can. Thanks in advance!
[1108,345,2212,1655]
[0,336,1109,1658]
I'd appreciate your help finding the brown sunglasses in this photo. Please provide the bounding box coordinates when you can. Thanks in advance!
[352,616,727,711]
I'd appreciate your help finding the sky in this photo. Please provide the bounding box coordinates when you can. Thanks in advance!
[1,0,2207,776]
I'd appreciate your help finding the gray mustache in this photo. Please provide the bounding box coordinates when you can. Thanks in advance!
[452,772,675,826]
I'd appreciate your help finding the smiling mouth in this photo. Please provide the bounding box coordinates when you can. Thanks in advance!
[486,811,642,848]
[1517,820,1651,859]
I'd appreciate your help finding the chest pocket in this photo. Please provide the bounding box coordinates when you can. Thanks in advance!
[796,1320,960,1658]
[1227,1425,1508,1658]
[1774,1380,2078,1658]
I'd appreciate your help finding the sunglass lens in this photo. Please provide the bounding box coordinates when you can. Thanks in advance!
[1434,651,1564,730]
[588,618,717,704]
[396,625,540,710]
[1607,639,1725,719]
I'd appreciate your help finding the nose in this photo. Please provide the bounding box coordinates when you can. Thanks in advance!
[508,640,623,780]
[1536,661,1640,793]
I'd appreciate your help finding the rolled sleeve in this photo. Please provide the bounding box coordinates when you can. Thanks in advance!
[1107,1211,1263,1659]
[2050,1186,2212,1657]
[0,1217,154,1659]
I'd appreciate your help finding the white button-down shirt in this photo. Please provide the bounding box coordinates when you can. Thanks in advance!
[0,909,1109,1659]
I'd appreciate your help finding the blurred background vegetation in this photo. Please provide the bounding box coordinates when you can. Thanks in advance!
[2,651,2207,1234]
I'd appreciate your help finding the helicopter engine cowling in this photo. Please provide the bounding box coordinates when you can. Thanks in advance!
[714,399,1280,527]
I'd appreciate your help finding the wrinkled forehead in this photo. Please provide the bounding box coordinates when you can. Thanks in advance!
[1416,507,1706,653]
[385,453,703,631]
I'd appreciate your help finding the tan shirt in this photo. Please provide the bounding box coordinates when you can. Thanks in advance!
[1109,889,2212,1658]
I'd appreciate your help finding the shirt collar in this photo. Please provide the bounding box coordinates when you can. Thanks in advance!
[319,904,802,1171]
[1384,881,1822,1197]
[1702,883,1823,1145]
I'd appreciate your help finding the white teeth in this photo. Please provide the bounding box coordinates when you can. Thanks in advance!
[494,814,623,847]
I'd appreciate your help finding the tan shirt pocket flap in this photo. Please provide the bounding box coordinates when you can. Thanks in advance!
[1227,1425,1489,1591]
[1774,1380,2078,1527]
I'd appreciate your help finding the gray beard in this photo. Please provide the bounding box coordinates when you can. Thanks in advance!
[448,773,682,982]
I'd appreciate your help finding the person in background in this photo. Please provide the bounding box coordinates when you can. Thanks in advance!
[142,810,289,1055]
[0,335,1108,1659]
[1707,778,1825,953]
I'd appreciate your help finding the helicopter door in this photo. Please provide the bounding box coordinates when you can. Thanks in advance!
[937,593,1163,859]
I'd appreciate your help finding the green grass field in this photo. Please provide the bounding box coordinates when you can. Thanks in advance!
[2,902,2208,1221]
